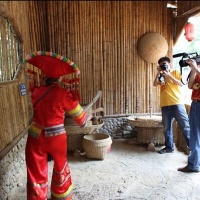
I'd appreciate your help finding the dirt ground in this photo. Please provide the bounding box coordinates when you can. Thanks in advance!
[10,138,200,200]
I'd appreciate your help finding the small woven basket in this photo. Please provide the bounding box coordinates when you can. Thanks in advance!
[82,133,112,160]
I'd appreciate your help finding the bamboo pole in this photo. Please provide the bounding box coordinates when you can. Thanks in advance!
[49,1,55,51]
[33,1,41,50]
[53,1,58,52]
[0,18,3,81]
[115,1,120,114]
[129,1,134,113]
[110,1,114,114]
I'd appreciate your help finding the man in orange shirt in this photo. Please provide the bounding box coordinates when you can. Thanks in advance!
[153,56,190,154]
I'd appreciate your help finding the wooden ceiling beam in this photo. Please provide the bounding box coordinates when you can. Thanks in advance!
[176,6,200,18]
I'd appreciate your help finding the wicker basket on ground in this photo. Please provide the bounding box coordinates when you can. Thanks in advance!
[82,133,112,160]
[66,122,104,152]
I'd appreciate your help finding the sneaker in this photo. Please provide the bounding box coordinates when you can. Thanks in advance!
[159,147,174,154]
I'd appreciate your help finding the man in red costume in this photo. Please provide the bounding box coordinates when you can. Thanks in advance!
[26,74,88,200]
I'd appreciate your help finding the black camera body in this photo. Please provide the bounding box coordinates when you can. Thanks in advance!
[159,63,168,71]
[179,56,200,67]
[172,52,200,85]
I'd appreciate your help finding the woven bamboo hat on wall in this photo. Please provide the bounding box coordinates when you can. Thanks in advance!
[137,32,168,64]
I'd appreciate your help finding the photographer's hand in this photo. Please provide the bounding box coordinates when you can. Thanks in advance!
[153,66,162,86]
[157,65,162,72]
[162,70,170,77]
[186,59,199,72]
[163,70,183,86]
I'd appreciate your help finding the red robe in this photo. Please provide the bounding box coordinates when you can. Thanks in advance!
[26,82,87,200]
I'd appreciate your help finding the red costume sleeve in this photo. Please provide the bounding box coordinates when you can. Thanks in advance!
[64,91,88,127]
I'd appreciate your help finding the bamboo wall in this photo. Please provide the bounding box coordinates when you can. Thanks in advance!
[0,1,32,153]
[23,1,174,115]
[0,1,199,155]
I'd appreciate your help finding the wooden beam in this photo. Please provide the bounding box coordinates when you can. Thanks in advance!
[176,6,200,18]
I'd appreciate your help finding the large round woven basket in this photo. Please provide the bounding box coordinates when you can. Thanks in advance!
[127,115,164,145]
[82,133,112,160]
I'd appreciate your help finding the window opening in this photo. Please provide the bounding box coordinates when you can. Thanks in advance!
[0,17,19,82]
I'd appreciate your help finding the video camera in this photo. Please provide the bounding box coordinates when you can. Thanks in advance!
[173,52,200,67]
[173,52,200,85]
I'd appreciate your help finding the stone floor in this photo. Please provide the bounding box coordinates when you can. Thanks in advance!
[10,138,200,200]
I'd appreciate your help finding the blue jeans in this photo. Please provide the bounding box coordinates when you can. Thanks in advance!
[188,101,200,171]
[161,104,190,150]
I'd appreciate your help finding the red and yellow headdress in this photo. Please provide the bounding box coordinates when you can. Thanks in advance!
[23,51,80,77]
[24,51,81,100]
